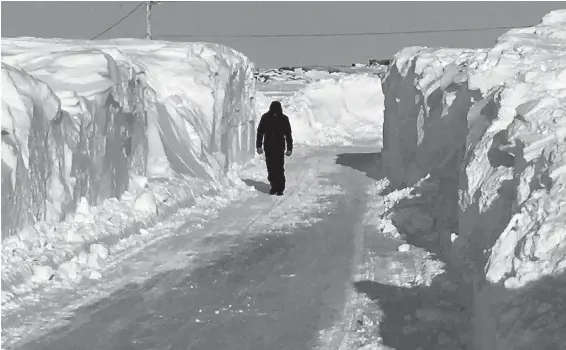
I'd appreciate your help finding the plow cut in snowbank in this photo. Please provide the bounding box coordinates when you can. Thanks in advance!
[381,9,566,350]
[1,38,256,301]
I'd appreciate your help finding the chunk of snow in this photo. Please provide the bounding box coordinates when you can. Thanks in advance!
[30,265,54,283]
[77,251,88,265]
[87,252,105,270]
[89,243,109,259]
[397,243,411,252]
[18,226,41,247]
[73,198,95,223]
[58,260,81,280]
[129,174,149,194]
[134,192,158,215]
[63,227,83,243]
[379,220,399,236]
[88,270,102,280]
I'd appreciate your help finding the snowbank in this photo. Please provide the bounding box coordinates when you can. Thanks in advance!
[2,63,66,240]
[381,10,566,350]
[1,38,255,296]
[257,73,384,146]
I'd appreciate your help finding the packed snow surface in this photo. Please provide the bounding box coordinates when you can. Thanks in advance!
[1,38,256,304]
[382,9,566,350]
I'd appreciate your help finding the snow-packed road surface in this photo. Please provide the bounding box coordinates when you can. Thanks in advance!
[6,143,383,350]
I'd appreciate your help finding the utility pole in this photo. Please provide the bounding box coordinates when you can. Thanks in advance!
[146,1,160,40]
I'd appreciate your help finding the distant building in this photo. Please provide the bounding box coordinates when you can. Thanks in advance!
[368,58,392,66]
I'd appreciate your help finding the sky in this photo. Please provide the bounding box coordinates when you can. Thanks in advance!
[2,1,564,68]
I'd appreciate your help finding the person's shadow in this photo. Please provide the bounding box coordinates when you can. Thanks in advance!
[242,179,270,194]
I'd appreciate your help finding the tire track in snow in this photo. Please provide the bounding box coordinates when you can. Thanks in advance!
[336,180,391,350]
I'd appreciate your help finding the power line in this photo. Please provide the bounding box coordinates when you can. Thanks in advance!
[91,2,145,40]
[155,24,532,40]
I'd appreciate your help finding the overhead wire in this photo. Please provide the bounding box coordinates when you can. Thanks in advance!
[90,2,145,40]
[155,24,532,40]
[89,3,531,42]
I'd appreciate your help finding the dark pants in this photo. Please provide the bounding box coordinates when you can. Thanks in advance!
[265,151,286,192]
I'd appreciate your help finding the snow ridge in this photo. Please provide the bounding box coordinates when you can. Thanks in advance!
[382,9,566,350]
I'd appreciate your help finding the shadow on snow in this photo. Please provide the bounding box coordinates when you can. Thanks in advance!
[334,151,384,182]
[241,179,271,194]
[345,150,566,349]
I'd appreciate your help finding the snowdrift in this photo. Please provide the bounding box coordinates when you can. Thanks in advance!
[1,38,256,296]
[257,73,384,146]
[382,10,566,350]
[1,38,256,239]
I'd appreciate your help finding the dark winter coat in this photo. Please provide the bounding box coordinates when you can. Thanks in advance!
[256,101,293,153]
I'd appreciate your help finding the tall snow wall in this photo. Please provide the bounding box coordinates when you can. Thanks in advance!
[381,10,566,350]
[1,38,256,239]
[285,74,384,146]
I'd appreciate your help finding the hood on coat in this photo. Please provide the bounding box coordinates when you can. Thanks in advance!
[269,101,283,115]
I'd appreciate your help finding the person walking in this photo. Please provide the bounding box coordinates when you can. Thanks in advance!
[256,101,293,196]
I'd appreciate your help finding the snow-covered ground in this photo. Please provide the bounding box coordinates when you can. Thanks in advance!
[380,9,566,350]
